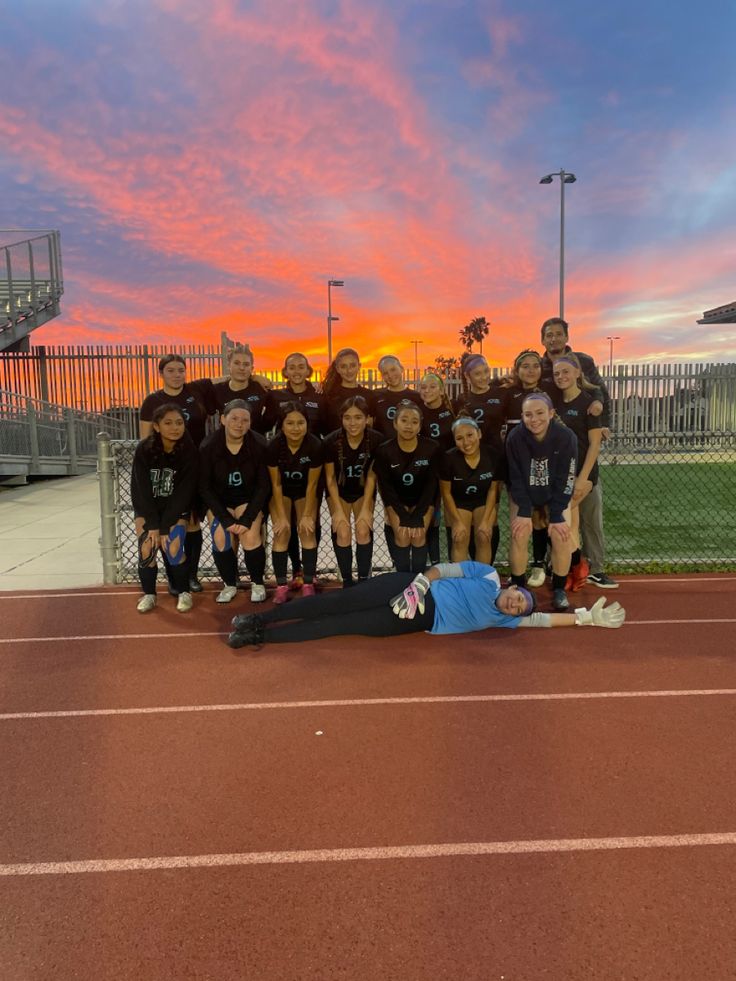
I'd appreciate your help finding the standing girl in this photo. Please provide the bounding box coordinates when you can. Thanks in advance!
[198,400,271,604]
[363,401,439,573]
[370,356,422,438]
[552,353,603,591]
[505,393,578,610]
[131,404,199,613]
[266,402,323,603]
[323,396,384,587]
[264,352,326,436]
[438,417,504,563]
[321,348,373,433]
[418,372,455,450]
[139,353,217,592]
[211,344,270,434]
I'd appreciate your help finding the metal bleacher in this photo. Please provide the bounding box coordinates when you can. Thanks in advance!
[0,230,63,351]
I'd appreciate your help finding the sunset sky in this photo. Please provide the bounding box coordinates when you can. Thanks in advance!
[2,0,735,371]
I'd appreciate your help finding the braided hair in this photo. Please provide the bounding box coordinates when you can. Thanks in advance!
[323,347,360,399]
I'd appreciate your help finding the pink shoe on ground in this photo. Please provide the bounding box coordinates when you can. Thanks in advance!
[273,584,290,604]
[301,583,316,597]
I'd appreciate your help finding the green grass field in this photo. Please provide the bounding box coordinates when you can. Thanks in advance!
[487,461,736,574]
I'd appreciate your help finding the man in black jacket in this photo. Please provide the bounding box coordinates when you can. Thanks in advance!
[539,317,619,589]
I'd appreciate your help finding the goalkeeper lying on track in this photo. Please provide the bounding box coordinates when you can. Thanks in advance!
[227,561,625,649]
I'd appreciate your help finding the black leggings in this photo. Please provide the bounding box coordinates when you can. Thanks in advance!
[259,572,436,643]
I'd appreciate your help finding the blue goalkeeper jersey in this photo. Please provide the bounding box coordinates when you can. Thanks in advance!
[429,562,521,634]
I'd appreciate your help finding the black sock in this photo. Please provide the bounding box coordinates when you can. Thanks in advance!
[170,562,190,593]
[384,525,398,566]
[334,540,354,584]
[511,573,527,587]
[552,573,567,591]
[570,549,581,568]
[356,541,373,580]
[532,529,548,565]
[287,523,302,575]
[393,545,411,572]
[410,544,428,573]
[301,546,318,584]
[185,530,203,580]
[212,549,238,587]
[244,545,266,585]
[161,553,177,590]
[427,525,441,565]
[272,550,289,584]
[490,525,500,564]
[139,566,157,595]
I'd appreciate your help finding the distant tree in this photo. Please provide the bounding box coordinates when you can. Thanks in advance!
[431,355,461,380]
[458,316,490,354]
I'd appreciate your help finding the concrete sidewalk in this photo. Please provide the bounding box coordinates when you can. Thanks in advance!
[0,474,105,591]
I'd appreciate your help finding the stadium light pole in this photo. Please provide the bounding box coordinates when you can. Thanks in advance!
[539,169,577,320]
[410,339,423,379]
[327,279,344,364]
[606,335,621,376]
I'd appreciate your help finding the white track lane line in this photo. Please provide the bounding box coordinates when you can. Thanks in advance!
[1,576,734,601]
[2,618,736,645]
[3,688,736,721]
[3,832,736,877]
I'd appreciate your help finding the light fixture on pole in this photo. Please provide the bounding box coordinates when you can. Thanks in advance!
[606,335,621,376]
[539,169,577,320]
[409,339,423,377]
[326,279,345,364]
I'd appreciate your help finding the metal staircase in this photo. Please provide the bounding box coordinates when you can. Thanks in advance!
[0,230,63,351]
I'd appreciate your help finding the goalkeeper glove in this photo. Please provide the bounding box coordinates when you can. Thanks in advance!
[390,573,431,619]
[574,597,625,628]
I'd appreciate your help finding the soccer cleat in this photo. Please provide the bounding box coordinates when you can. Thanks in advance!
[250,583,267,603]
[232,612,259,630]
[136,594,157,613]
[176,591,193,612]
[586,572,619,589]
[273,584,290,605]
[527,565,546,588]
[289,572,304,591]
[189,577,203,593]
[216,585,238,604]
[552,588,570,611]
[301,583,316,597]
[570,558,590,592]
[228,616,265,650]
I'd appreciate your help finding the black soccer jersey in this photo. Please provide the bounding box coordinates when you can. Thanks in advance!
[437,444,504,511]
[264,384,326,436]
[453,383,509,443]
[130,435,199,533]
[211,379,269,433]
[323,428,384,503]
[420,403,455,450]
[323,383,374,434]
[266,432,323,501]
[370,388,423,438]
[371,436,439,526]
[139,379,216,447]
[198,427,270,529]
[552,390,601,483]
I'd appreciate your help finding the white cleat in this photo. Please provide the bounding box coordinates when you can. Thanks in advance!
[250,583,267,603]
[176,591,193,613]
[136,594,157,613]
[216,585,238,604]
[527,565,546,588]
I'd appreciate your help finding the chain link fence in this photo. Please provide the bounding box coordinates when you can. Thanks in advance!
[99,438,398,585]
[98,429,736,585]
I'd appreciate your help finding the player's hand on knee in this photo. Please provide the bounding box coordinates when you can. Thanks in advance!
[574,597,626,628]
[390,573,431,619]
[452,524,468,544]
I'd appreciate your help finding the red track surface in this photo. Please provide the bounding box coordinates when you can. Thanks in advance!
[2,576,736,980]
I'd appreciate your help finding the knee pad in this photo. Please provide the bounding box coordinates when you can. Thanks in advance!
[137,532,157,569]
[210,517,232,553]
[163,523,187,565]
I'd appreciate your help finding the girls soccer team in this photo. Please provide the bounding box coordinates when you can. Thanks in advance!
[133,343,611,617]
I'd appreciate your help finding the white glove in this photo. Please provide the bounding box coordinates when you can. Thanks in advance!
[390,573,431,619]
[575,597,625,628]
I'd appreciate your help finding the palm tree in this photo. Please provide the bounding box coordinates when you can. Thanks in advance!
[458,316,490,354]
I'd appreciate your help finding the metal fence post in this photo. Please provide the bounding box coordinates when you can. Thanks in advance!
[97,432,119,584]
[27,397,40,469]
[65,408,78,473]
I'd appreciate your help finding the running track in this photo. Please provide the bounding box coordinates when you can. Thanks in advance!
[2,576,736,980]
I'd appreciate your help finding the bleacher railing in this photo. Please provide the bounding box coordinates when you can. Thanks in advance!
[0,230,63,349]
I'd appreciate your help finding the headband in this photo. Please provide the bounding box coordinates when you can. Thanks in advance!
[516,586,535,616]
[552,356,578,368]
[514,350,542,370]
[463,355,487,375]
[451,416,480,432]
[521,391,554,410]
